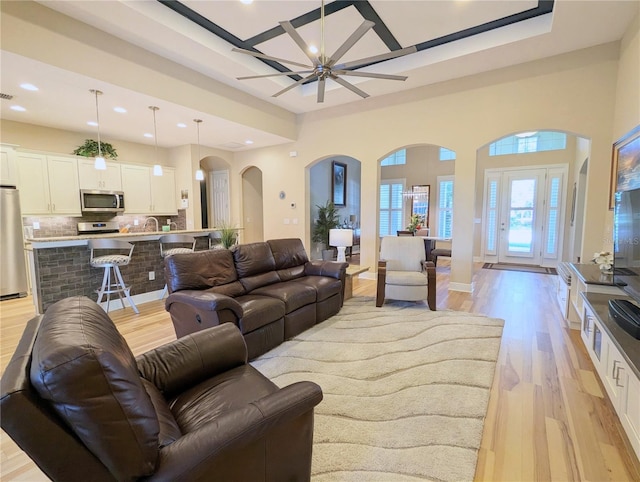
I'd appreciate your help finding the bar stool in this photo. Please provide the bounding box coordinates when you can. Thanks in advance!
[208,231,222,249]
[159,234,196,298]
[88,239,139,314]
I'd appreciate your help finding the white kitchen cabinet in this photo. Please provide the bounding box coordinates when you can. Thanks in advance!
[16,153,81,215]
[121,164,152,214]
[78,158,122,190]
[0,144,18,185]
[151,167,177,214]
[121,164,176,215]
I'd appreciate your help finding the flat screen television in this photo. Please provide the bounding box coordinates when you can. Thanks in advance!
[612,188,640,338]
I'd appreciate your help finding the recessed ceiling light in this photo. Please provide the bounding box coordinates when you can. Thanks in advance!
[87,121,98,127]
[20,83,38,91]
[10,105,26,112]
[177,123,187,128]
[245,140,254,145]
[240,0,253,4]
[309,45,318,54]
[144,133,153,138]
[113,106,127,113]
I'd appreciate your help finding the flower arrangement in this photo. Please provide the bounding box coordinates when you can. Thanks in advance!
[406,214,422,234]
[592,251,613,272]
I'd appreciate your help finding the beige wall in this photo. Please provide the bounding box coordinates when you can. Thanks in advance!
[241,167,264,244]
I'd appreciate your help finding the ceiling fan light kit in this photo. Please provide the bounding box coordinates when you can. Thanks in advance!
[234,0,416,103]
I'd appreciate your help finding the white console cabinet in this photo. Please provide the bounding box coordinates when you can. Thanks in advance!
[581,294,640,461]
[567,264,623,329]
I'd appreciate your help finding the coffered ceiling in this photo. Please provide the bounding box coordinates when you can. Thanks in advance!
[0,1,638,151]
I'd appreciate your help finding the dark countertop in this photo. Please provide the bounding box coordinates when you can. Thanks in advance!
[583,292,640,379]
[570,263,617,286]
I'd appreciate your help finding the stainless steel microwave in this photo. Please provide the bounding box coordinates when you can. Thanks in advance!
[80,190,125,214]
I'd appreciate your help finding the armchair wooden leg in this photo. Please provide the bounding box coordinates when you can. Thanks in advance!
[376,261,387,307]
[425,261,436,310]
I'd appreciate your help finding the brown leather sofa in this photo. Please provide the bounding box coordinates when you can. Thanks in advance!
[1,296,323,481]
[164,238,348,359]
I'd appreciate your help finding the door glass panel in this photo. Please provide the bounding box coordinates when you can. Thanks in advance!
[508,179,535,253]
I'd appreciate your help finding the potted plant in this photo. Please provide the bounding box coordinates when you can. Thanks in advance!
[312,200,340,260]
[73,139,118,159]
[218,222,238,249]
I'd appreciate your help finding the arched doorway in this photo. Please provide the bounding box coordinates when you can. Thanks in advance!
[308,156,362,260]
[475,130,590,267]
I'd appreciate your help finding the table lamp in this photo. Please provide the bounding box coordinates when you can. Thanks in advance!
[329,229,353,263]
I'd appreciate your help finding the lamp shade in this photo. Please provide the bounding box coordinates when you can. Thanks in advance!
[329,229,353,247]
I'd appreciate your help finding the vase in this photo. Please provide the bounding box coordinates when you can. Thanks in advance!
[599,264,613,274]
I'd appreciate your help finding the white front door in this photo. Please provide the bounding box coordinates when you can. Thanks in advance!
[498,169,546,264]
[483,166,567,267]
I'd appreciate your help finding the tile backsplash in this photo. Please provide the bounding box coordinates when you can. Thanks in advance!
[23,210,187,238]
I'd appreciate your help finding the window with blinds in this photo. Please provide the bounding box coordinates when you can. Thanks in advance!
[437,176,454,238]
[379,180,404,236]
[489,131,567,156]
[380,149,407,166]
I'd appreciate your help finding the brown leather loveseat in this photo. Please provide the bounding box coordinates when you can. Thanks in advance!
[164,238,348,359]
[1,296,323,481]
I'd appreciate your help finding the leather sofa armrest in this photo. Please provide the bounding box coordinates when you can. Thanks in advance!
[304,260,348,279]
[136,323,248,396]
[165,290,243,319]
[151,381,323,480]
[376,260,387,307]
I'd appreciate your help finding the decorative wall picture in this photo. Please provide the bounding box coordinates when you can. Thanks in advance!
[610,124,640,209]
[332,161,347,207]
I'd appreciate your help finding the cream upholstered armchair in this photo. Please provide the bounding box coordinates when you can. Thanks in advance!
[376,236,436,310]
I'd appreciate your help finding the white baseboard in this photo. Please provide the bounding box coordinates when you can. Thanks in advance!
[449,281,474,293]
[360,272,377,281]
[473,256,484,263]
[98,289,164,312]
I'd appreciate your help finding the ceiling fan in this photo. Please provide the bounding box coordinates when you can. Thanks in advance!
[233,0,417,103]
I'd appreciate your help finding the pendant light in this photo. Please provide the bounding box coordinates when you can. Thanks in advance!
[149,106,163,176]
[194,119,204,181]
[90,89,106,170]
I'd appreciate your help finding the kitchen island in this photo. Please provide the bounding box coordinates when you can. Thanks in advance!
[27,229,234,314]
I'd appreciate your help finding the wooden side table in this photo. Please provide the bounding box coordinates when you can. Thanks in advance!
[344,265,369,300]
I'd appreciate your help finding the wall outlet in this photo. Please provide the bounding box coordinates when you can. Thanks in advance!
[283,218,290,225]
[134,219,139,226]
[33,221,40,230]
[148,271,155,281]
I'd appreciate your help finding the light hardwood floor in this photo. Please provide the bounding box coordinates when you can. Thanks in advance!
[1,261,639,481]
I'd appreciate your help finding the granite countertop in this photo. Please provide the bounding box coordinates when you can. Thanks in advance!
[583,292,640,379]
[570,263,617,286]
[27,228,233,247]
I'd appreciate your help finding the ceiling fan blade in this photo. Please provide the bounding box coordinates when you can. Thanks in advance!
[238,71,314,80]
[327,20,375,67]
[334,45,417,70]
[272,73,318,98]
[232,47,313,69]
[330,75,369,99]
[317,78,326,103]
[333,70,408,81]
[279,21,320,66]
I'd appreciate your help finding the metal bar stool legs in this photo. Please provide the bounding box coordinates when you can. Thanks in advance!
[89,239,139,314]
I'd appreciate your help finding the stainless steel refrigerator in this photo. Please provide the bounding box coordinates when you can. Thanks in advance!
[1,185,28,299]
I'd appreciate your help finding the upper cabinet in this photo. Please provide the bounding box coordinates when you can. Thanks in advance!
[78,159,122,191]
[121,164,177,215]
[17,153,81,215]
[0,144,18,185]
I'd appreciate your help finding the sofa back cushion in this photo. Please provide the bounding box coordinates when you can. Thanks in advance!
[164,249,245,297]
[29,296,160,480]
[267,238,309,281]
[232,242,280,292]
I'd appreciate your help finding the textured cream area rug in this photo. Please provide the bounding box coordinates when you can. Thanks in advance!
[252,297,505,482]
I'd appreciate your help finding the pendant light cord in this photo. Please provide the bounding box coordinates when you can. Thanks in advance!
[92,89,103,158]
